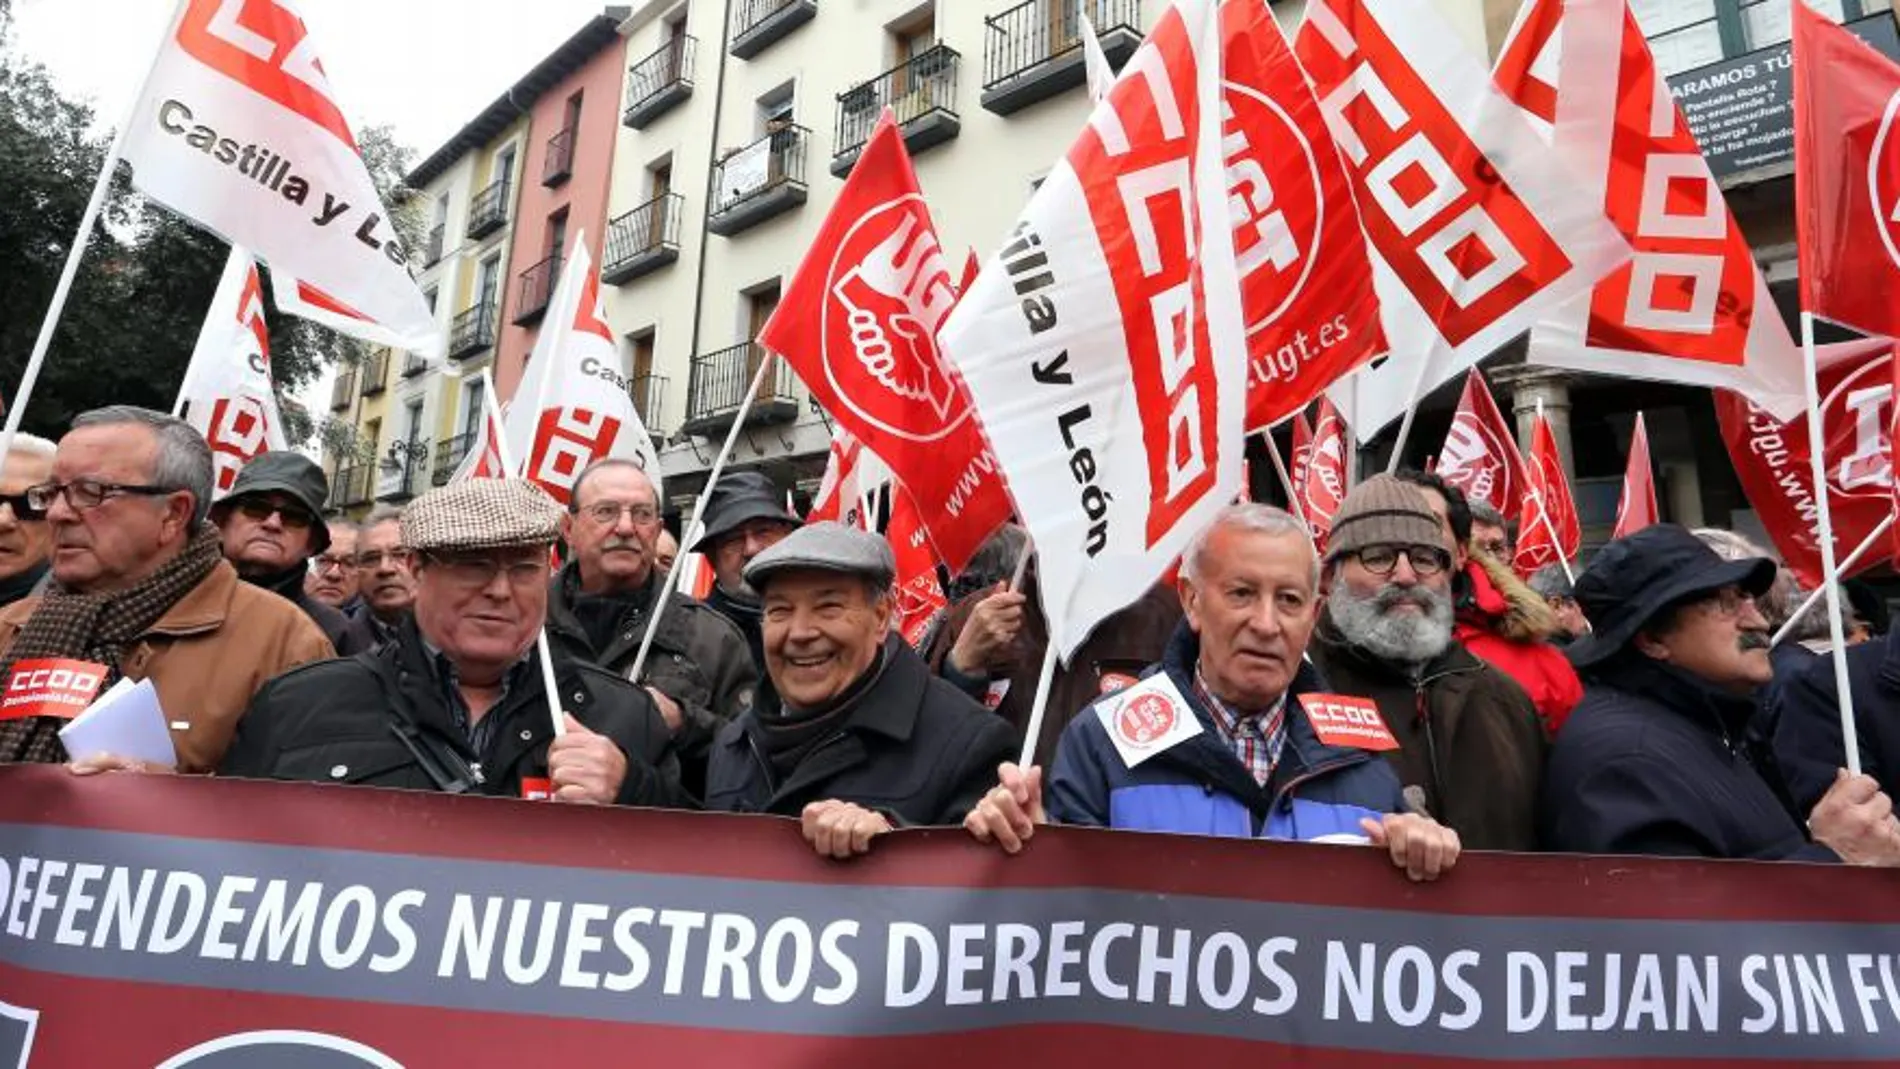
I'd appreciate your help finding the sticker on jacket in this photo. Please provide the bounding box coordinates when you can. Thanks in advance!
[1098,671,1140,696]
[1,658,107,721]
[983,679,1011,709]
[1297,693,1399,751]
[520,777,553,801]
[1097,674,1202,769]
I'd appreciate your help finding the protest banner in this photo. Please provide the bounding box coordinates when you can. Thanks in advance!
[5,767,1900,1065]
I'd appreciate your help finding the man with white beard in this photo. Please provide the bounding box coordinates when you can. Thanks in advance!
[1308,475,1547,851]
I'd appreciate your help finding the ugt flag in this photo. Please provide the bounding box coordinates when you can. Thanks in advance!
[1296,396,1350,550]
[886,487,948,648]
[120,0,439,354]
[942,0,1245,658]
[1514,411,1580,576]
[502,234,663,507]
[178,247,288,498]
[1613,412,1659,539]
[760,113,1011,574]
[1435,369,1527,518]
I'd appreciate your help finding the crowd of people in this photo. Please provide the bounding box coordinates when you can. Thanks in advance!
[6,404,1899,880]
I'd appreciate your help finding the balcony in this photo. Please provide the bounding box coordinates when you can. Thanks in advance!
[602,192,684,285]
[361,350,390,395]
[432,432,476,487]
[466,178,510,239]
[683,341,798,435]
[730,0,816,60]
[513,255,561,325]
[832,45,962,177]
[981,0,1142,116]
[328,368,356,411]
[708,125,809,237]
[447,302,496,360]
[328,464,373,509]
[424,223,446,266]
[377,442,431,503]
[543,127,575,187]
[401,351,429,378]
[632,373,667,430]
[624,36,696,129]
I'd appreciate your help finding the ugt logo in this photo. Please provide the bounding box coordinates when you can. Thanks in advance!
[823,196,966,443]
[1223,84,1324,335]
[1437,408,1517,511]
[1868,90,1900,277]
[1824,349,1895,499]
[176,0,357,150]
[530,407,623,506]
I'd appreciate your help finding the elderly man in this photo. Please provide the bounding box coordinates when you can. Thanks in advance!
[222,478,681,805]
[1528,563,1589,645]
[352,506,417,645]
[963,505,1462,882]
[1307,475,1546,851]
[692,471,800,675]
[305,520,360,612]
[1542,524,1900,863]
[654,528,680,578]
[0,434,55,609]
[1469,500,1511,561]
[703,522,1015,858]
[213,451,373,655]
[0,407,331,770]
[546,458,757,799]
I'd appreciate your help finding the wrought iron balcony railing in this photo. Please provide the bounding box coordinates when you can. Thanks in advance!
[624,36,696,128]
[513,254,562,325]
[466,178,510,239]
[833,45,961,173]
[448,302,496,360]
[602,192,684,284]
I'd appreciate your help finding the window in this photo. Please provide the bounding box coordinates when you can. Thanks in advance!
[433,193,450,228]
[630,331,656,381]
[493,144,516,190]
[547,208,569,259]
[363,418,382,458]
[477,254,501,308]
[747,282,782,340]
[563,90,584,133]
[1637,0,1886,75]
[460,377,485,437]
[758,83,796,135]
[423,287,438,314]
[629,331,657,422]
[404,399,425,445]
[651,158,673,196]
[892,8,935,67]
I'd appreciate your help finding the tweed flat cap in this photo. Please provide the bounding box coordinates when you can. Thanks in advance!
[1324,474,1447,562]
[744,521,895,590]
[400,478,562,553]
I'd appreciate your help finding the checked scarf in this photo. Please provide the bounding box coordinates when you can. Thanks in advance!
[0,523,224,764]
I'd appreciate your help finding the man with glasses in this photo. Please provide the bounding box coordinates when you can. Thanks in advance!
[222,478,682,806]
[1543,524,1900,864]
[0,433,56,610]
[0,406,332,771]
[1308,475,1547,851]
[351,506,417,645]
[304,520,361,612]
[545,459,757,800]
[213,452,374,655]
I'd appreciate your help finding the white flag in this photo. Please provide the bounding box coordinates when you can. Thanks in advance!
[502,234,663,507]
[179,247,289,498]
[1079,9,1116,102]
[941,0,1244,658]
[121,0,440,354]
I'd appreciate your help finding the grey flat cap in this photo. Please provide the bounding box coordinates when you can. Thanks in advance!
[401,478,562,553]
[744,521,895,590]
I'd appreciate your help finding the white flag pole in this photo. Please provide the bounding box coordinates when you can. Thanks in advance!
[1383,344,1444,475]
[1526,399,1576,586]
[1263,431,1309,528]
[1771,514,1894,648]
[1798,310,1862,775]
[1017,642,1061,768]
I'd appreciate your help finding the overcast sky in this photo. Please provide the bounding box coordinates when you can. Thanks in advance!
[10,0,617,162]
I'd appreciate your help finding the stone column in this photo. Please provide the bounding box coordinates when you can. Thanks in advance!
[1491,367,1575,478]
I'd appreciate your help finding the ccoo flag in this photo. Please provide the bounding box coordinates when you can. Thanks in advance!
[120,0,440,354]
[941,0,1245,658]
[178,247,289,498]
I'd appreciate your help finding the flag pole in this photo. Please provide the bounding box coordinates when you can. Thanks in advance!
[1017,642,1061,768]
[1799,310,1862,775]
[1527,400,1576,586]
[1263,430,1309,528]
[626,351,781,686]
[1771,514,1894,647]
[1383,345,1442,475]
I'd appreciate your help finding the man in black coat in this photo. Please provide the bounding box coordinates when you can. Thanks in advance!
[223,478,682,806]
[1775,623,1900,814]
[1541,524,1900,864]
[213,451,375,655]
[691,471,800,689]
[703,522,1015,858]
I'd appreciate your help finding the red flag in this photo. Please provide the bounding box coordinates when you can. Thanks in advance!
[450,404,506,482]
[760,114,1010,573]
[1612,413,1659,539]
[1794,0,1900,340]
[1222,0,1386,432]
[1290,411,1315,492]
[1297,398,1350,550]
[808,427,889,529]
[1715,339,1897,586]
[886,489,948,647]
[179,249,289,497]
[959,248,981,295]
[1435,370,1529,518]
[1514,413,1580,576]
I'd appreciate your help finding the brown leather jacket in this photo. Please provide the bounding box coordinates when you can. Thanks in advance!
[0,560,334,772]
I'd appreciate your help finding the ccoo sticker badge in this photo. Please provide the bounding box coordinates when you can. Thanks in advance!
[1297,692,1399,751]
[1096,674,1202,769]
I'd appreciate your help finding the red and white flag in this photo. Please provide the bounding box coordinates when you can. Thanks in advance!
[1079,8,1117,102]
[120,0,439,354]
[760,113,1011,574]
[1612,412,1659,539]
[1514,411,1581,576]
[1294,0,1628,438]
[941,0,1244,657]
[178,247,289,498]
[1297,396,1350,549]
[449,399,507,483]
[1223,0,1386,433]
[1497,0,1805,418]
[887,488,948,647]
[1289,410,1315,492]
[1435,369,1528,518]
[672,521,717,601]
[501,234,663,508]
[807,427,890,529]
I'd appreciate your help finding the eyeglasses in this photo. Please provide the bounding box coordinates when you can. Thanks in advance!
[1696,587,1758,618]
[25,479,174,513]
[0,492,46,520]
[1355,544,1452,578]
[353,549,406,571]
[576,501,659,527]
[420,550,550,588]
[313,553,354,573]
[1476,539,1510,558]
[232,498,315,530]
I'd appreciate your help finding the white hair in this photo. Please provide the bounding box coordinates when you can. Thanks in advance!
[1180,503,1320,592]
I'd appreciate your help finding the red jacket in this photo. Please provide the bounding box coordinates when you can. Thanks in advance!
[1454,556,1583,736]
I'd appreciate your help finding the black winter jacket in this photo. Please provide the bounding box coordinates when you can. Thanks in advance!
[1541,656,1835,862]
[704,636,1015,824]
[1773,629,1900,813]
[249,563,378,655]
[222,618,683,806]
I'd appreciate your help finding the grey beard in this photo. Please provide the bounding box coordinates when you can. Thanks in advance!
[1328,582,1454,665]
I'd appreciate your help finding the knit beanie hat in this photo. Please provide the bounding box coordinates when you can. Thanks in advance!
[1323,474,1446,563]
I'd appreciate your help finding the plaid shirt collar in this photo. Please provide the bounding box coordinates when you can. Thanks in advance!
[1192,667,1289,787]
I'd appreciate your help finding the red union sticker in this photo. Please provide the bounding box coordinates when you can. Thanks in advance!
[519,778,554,802]
[1097,674,1202,769]
[1,659,109,721]
[1099,672,1140,696]
[1116,693,1178,748]
[1298,693,1399,751]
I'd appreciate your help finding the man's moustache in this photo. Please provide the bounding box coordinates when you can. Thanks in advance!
[1738,631,1771,652]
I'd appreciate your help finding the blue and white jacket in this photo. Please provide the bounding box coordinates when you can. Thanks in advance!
[1047,624,1406,840]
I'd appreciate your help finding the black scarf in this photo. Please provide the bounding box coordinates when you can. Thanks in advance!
[244,561,310,604]
[753,642,891,780]
[561,564,657,656]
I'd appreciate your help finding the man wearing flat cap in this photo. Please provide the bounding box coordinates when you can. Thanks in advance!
[1541,524,1900,864]
[702,522,1015,859]
[222,478,682,806]
[1308,475,1547,851]
[213,451,375,655]
[691,470,800,689]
